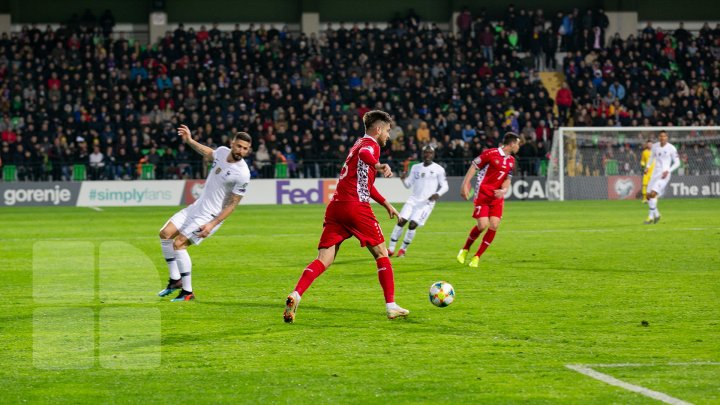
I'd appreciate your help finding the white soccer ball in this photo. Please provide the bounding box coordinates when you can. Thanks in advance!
[429,281,455,307]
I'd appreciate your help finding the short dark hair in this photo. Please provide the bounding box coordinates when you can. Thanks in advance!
[503,132,520,145]
[233,132,252,143]
[363,110,393,133]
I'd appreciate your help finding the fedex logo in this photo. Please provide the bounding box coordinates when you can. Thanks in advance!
[276,180,337,204]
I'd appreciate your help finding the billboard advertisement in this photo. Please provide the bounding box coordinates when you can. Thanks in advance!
[0,182,81,207]
[77,181,185,206]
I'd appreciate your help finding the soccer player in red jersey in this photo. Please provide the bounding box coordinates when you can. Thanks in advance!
[283,110,409,323]
[457,132,521,268]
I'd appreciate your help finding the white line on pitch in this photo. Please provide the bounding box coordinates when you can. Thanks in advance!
[566,364,693,405]
[582,362,720,368]
[87,206,104,212]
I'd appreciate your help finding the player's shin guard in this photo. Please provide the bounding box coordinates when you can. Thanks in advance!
[376,257,395,303]
[175,249,192,292]
[294,259,327,296]
[161,239,180,280]
[475,229,496,257]
[463,226,482,250]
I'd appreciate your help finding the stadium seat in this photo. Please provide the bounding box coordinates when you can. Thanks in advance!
[141,164,155,180]
[3,165,17,181]
[275,162,288,178]
[539,160,548,176]
[72,164,86,181]
[604,159,619,175]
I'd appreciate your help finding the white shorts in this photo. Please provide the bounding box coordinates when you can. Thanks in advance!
[162,206,223,245]
[399,198,435,227]
[647,175,670,197]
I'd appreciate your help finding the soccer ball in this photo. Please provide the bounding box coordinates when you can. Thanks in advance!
[429,281,455,307]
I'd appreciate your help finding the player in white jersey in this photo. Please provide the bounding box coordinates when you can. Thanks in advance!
[157,125,252,301]
[388,145,449,257]
[644,130,680,224]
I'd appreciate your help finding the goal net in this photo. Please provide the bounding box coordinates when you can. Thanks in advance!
[547,127,720,201]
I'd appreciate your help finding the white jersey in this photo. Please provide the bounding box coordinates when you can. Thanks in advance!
[402,162,449,202]
[192,146,250,216]
[647,142,680,179]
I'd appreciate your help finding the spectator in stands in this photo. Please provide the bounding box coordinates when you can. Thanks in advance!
[543,27,558,70]
[88,144,105,180]
[456,7,472,41]
[3,12,717,184]
[556,82,574,124]
[478,26,495,64]
[99,9,115,38]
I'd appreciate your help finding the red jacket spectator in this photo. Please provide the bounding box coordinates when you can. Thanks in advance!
[556,85,573,107]
[478,63,493,78]
[456,9,472,33]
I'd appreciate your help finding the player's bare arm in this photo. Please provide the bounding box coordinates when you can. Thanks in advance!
[375,162,393,178]
[178,124,214,159]
[460,165,477,200]
[494,178,511,199]
[197,193,243,238]
[382,200,400,221]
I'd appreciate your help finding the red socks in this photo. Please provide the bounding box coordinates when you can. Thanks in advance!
[295,257,395,303]
[463,226,482,250]
[475,229,496,257]
[294,259,327,296]
[376,257,395,303]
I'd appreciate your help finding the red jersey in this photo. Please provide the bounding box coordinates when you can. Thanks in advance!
[472,147,515,201]
[332,135,386,204]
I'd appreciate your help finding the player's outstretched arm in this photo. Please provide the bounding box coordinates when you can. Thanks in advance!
[178,124,214,159]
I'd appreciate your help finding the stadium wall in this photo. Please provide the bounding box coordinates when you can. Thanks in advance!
[1,177,718,207]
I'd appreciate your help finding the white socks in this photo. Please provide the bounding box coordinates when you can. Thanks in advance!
[175,249,193,292]
[388,224,404,251]
[401,229,416,251]
[648,198,660,218]
[386,302,399,310]
[161,239,180,280]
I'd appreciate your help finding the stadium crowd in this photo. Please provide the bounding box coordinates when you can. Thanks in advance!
[1,6,719,181]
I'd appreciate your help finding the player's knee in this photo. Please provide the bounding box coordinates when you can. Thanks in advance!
[173,238,188,250]
[408,221,419,230]
[398,218,408,226]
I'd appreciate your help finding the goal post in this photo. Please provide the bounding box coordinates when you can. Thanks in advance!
[547,127,720,201]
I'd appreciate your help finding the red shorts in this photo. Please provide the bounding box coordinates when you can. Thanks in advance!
[472,196,504,219]
[318,201,385,249]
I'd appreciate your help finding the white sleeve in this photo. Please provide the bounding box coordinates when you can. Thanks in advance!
[668,146,681,173]
[436,167,449,197]
[402,165,416,189]
[231,170,250,196]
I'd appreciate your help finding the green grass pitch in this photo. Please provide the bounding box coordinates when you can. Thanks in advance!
[1,199,719,403]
